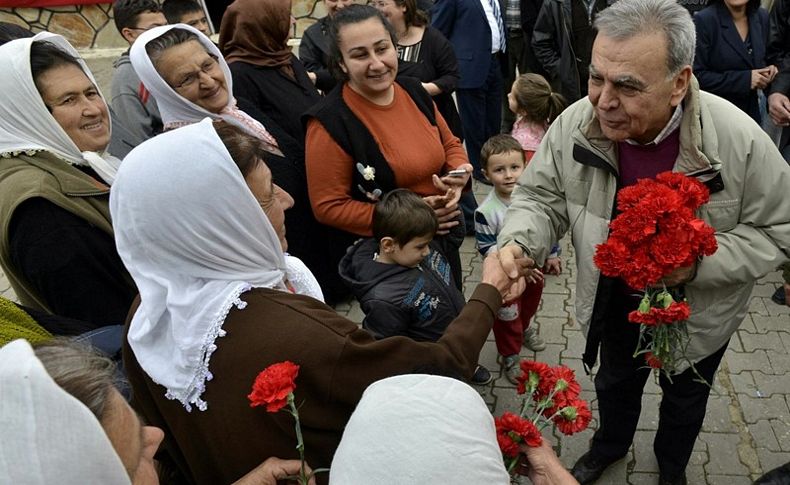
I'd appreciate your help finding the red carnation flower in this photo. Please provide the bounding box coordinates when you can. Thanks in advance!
[496,432,520,458]
[553,399,592,435]
[248,361,300,412]
[628,301,691,326]
[645,352,663,369]
[496,412,543,448]
[517,360,552,396]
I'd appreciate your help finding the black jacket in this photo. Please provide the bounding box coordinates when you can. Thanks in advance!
[339,238,465,342]
[299,18,336,92]
[229,56,322,144]
[693,2,769,123]
[531,0,607,102]
[768,0,790,67]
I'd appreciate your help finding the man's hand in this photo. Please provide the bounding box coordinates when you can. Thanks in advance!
[516,441,579,485]
[652,263,696,288]
[234,457,316,485]
[498,244,536,279]
[769,92,790,126]
[482,251,530,299]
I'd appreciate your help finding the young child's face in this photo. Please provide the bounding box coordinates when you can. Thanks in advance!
[484,150,526,198]
[391,234,433,268]
[180,10,210,36]
[507,82,520,115]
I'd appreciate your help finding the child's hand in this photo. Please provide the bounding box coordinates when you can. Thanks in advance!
[543,257,562,276]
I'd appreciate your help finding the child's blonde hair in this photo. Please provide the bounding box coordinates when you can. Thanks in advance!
[511,73,568,126]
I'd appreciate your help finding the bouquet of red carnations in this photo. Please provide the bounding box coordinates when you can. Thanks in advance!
[495,360,591,474]
[248,361,327,484]
[593,171,718,379]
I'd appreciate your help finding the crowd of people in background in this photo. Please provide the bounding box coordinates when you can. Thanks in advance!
[1,0,789,482]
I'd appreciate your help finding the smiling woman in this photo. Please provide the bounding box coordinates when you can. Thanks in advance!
[304,4,473,291]
[130,24,346,304]
[0,33,136,330]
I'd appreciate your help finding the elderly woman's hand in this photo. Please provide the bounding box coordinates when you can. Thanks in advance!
[233,457,317,485]
[423,189,461,235]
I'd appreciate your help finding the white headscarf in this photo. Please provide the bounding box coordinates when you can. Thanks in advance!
[329,374,511,484]
[129,24,279,153]
[0,339,130,485]
[111,118,321,412]
[0,32,121,185]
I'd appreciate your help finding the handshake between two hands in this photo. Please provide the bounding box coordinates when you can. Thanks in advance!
[481,245,546,302]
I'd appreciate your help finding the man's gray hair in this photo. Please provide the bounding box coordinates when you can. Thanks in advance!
[594,0,696,76]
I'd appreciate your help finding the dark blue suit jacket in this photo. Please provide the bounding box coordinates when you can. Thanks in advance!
[693,2,769,122]
[431,0,496,89]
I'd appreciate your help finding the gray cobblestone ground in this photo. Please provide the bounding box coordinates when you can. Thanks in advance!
[1,55,786,485]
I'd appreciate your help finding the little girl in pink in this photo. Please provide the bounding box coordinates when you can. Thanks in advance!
[508,73,567,161]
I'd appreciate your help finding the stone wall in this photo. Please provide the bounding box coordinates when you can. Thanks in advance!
[0,5,126,49]
[1,1,334,50]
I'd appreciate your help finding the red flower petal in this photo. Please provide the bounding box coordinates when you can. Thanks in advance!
[248,361,299,412]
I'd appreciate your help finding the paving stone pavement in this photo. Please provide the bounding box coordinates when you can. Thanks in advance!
[0,54,786,485]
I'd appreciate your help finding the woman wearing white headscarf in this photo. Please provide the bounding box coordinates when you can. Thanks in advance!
[330,374,511,484]
[112,119,515,485]
[0,339,133,485]
[129,24,346,304]
[0,338,318,485]
[0,33,136,328]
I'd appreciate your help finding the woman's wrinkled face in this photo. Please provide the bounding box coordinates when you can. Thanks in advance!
[36,63,111,152]
[337,17,398,101]
[101,390,164,485]
[245,159,294,252]
[156,40,229,113]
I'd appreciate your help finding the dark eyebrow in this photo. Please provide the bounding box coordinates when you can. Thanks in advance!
[612,76,646,90]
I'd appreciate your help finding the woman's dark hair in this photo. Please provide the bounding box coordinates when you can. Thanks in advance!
[0,21,34,46]
[213,120,267,178]
[29,41,84,98]
[511,73,568,126]
[395,0,428,28]
[145,27,203,69]
[328,4,398,81]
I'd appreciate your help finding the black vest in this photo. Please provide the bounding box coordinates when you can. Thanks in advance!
[303,76,437,203]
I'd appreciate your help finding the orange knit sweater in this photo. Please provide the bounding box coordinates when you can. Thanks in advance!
[306,84,468,236]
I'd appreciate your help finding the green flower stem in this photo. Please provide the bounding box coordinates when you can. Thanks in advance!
[287,393,308,485]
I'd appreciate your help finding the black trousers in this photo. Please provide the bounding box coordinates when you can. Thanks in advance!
[591,293,729,479]
[456,54,503,176]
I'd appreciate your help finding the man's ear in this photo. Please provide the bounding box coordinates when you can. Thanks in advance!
[670,65,692,107]
[380,237,397,253]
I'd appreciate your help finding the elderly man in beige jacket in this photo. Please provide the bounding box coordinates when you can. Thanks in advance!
[495,0,790,483]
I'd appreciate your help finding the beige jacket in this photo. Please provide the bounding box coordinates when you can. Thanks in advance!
[499,78,790,371]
